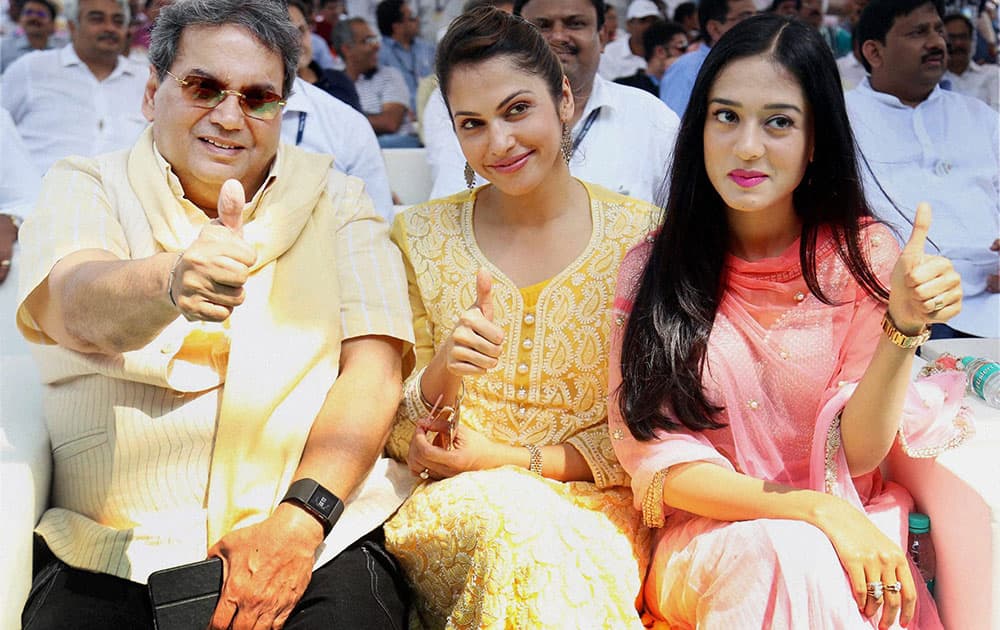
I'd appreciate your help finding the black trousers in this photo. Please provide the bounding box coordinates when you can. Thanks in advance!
[22,528,409,630]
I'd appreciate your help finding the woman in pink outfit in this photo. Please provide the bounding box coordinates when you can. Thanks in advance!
[609,14,973,630]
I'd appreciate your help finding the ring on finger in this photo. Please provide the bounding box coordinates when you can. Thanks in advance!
[885,581,902,593]
[867,581,884,600]
[419,468,430,480]
[932,296,944,312]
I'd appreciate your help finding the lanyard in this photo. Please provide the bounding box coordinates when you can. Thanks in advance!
[295,111,306,146]
[570,107,601,158]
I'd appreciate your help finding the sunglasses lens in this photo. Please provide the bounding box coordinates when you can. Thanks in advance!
[175,75,283,119]
[184,77,225,107]
[242,91,284,119]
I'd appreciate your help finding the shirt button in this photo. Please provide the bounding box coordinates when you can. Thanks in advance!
[522,339,533,350]
[794,292,806,302]
[747,399,759,410]
[523,313,535,325]
[517,363,529,375]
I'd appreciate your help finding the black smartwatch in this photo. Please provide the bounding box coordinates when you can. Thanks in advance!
[280,478,344,537]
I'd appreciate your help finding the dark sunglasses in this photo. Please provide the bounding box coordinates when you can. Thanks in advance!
[165,71,286,120]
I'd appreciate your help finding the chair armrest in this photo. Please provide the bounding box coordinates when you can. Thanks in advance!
[0,354,50,628]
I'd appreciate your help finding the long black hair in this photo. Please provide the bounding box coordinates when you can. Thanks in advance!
[619,14,889,441]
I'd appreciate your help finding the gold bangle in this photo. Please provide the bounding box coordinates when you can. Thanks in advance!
[525,444,542,475]
[881,312,930,349]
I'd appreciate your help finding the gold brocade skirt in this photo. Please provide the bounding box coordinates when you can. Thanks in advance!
[384,466,651,630]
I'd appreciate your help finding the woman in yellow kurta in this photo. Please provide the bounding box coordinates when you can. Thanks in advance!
[383,7,657,630]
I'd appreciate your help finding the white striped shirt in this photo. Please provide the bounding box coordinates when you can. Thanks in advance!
[16,144,415,581]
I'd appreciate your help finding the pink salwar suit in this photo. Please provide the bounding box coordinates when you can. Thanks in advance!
[609,223,974,629]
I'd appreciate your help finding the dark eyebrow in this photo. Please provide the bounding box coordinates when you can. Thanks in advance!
[452,89,533,119]
[709,97,802,113]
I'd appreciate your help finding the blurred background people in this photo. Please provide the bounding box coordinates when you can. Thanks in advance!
[944,11,998,109]
[0,0,66,72]
[376,0,434,112]
[614,18,688,93]
[333,15,420,147]
[598,0,663,80]
[2,0,147,175]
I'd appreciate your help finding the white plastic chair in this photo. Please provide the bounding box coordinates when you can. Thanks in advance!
[382,147,433,212]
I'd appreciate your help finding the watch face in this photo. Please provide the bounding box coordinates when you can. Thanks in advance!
[309,491,336,518]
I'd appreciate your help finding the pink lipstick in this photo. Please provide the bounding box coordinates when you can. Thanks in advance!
[728,169,767,188]
[489,151,533,174]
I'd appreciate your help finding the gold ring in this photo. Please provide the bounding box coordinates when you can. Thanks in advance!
[932,296,944,312]
[419,469,430,480]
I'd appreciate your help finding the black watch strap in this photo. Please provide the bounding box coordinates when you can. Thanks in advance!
[280,478,344,537]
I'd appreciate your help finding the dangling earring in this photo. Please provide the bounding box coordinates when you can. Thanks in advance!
[560,124,572,165]
[464,161,475,189]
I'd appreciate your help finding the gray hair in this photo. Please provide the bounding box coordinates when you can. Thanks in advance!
[63,0,131,25]
[149,0,300,97]
[330,16,367,58]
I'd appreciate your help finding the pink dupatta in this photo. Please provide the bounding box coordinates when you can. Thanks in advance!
[609,222,973,528]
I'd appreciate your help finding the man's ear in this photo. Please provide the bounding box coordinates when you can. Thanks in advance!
[141,65,158,122]
[861,39,883,71]
[705,19,723,45]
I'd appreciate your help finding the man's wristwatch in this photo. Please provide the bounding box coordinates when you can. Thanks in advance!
[280,478,344,537]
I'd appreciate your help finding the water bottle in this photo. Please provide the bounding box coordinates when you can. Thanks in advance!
[958,356,1000,408]
[908,512,936,596]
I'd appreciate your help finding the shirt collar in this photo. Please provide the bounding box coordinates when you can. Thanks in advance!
[284,77,316,115]
[856,76,944,109]
[58,42,136,79]
[151,138,281,218]
[582,74,615,118]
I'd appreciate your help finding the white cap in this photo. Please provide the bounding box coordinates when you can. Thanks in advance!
[626,0,661,20]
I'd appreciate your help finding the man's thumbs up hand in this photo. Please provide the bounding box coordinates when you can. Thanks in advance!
[168,180,257,322]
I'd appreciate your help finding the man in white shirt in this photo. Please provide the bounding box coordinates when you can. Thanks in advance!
[1,0,147,175]
[281,76,396,219]
[943,13,999,110]
[332,16,419,147]
[847,0,999,337]
[597,0,661,80]
[0,0,67,73]
[425,0,680,202]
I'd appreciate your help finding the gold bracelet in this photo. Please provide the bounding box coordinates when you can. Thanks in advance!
[525,444,542,475]
[881,312,930,349]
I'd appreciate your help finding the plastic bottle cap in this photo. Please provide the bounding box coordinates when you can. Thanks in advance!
[909,512,931,534]
[959,356,975,368]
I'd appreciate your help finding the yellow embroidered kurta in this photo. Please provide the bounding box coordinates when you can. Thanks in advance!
[384,182,657,630]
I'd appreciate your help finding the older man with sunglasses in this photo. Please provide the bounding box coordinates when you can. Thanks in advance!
[14,1,415,628]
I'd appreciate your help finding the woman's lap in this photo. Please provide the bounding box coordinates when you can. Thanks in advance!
[385,466,650,630]
[646,517,872,629]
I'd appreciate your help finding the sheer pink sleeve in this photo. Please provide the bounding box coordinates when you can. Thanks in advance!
[609,239,734,527]
[809,223,975,505]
